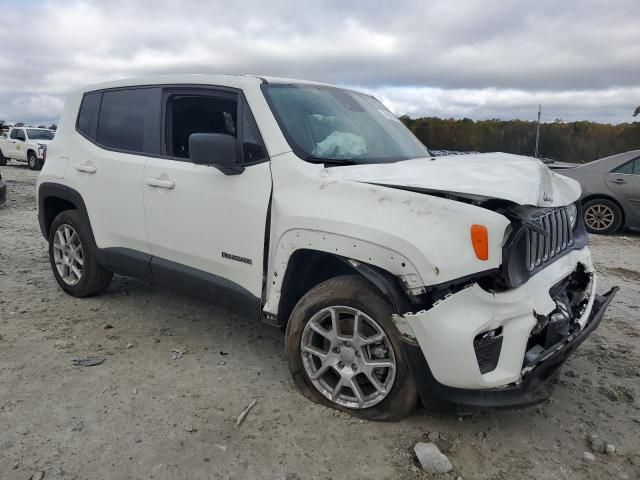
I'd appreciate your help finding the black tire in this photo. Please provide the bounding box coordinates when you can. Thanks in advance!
[0,148,6,166]
[27,152,37,170]
[48,210,113,297]
[35,158,44,170]
[285,275,418,421]
[582,198,623,235]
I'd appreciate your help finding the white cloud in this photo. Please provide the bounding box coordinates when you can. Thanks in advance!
[0,0,638,124]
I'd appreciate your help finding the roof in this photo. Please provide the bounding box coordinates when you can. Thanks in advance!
[77,74,334,94]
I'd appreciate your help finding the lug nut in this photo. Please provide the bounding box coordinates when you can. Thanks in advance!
[333,347,340,354]
[354,351,361,357]
[338,361,344,368]
[351,363,357,370]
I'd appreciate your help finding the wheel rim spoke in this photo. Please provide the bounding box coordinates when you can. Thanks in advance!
[301,344,328,359]
[300,305,397,409]
[350,377,366,407]
[52,223,83,286]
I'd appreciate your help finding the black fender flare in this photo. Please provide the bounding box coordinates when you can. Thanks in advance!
[38,182,95,245]
[337,257,412,314]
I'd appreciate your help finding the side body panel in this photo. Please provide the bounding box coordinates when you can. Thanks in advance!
[262,152,511,317]
[143,159,272,298]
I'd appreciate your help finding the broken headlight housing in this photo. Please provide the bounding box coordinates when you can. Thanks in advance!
[566,202,578,229]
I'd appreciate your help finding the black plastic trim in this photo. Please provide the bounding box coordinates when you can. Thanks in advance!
[337,258,412,313]
[149,255,261,319]
[37,183,94,242]
[404,287,618,409]
[97,247,153,282]
[98,247,261,319]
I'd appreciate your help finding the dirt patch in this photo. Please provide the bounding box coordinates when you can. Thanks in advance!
[1,162,639,479]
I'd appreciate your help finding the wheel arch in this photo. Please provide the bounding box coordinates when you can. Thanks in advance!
[581,194,625,226]
[38,183,95,244]
[272,248,412,329]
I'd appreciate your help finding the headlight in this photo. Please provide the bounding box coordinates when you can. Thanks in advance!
[566,203,578,228]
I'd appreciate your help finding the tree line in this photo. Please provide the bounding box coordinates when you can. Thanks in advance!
[400,116,640,164]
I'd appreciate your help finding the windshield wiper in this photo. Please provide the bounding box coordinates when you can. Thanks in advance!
[304,156,359,166]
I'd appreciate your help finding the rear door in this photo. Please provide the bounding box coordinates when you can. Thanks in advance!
[142,87,272,311]
[69,87,160,264]
[605,157,640,218]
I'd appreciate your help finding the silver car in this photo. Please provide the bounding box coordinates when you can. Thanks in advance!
[558,150,640,234]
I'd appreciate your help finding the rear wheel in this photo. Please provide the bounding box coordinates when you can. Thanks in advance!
[49,210,113,297]
[285,275,418,421]
[583,198,622,234]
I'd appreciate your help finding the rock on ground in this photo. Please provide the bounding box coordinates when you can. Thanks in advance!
[414,442,453,473]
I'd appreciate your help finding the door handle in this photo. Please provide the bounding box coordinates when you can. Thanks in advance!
[145,177,175,189]
[611,178,626,184]
[75,163,97,174]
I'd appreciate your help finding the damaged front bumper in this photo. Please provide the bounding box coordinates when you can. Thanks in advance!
[395,247,618,408]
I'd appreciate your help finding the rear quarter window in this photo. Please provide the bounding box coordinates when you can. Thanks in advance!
[613,158,639,175]
[77,92,102,139]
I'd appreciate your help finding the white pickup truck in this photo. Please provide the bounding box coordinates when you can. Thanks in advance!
[0,127,55,170]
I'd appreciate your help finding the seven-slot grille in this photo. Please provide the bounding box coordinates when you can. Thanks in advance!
[526,207,574,271]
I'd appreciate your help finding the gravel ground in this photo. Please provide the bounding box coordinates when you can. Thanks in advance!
[1,162,639,480]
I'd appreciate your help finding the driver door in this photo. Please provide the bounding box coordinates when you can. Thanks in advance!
[142,87,272,315]
[8,128,25,158]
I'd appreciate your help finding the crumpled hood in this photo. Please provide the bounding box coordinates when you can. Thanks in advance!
[324,152,581,207]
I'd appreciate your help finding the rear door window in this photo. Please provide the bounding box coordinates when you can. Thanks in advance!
[97,88,161,154]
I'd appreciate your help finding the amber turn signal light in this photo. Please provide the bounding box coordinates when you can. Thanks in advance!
[470,224,489,261]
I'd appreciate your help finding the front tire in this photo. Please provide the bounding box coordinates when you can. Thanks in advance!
[28,152,37,170]
[285,275,418,421]
[0,149,6,166]
[583,198,623,234]
[48,210,113,297]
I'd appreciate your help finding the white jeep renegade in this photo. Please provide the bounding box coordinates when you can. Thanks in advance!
[37,75,617,420]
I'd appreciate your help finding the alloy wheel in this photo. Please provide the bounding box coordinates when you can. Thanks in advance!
[52,224,84,285]
[28,154,36,169]
[300,306,396,409]
[584,204,615,231]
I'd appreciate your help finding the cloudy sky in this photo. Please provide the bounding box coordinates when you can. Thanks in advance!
[0,0,639,125]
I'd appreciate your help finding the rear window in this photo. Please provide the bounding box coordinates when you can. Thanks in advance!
[96,88,161,154]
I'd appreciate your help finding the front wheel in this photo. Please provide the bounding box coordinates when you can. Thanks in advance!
[583,198,623,234]
[28,152,38,170]
[0,149,7,166]
[285,275,418,421]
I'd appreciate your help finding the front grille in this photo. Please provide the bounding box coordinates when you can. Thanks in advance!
[525,207,574,272]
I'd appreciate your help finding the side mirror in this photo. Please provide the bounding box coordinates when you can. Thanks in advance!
[189,133,244,175]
